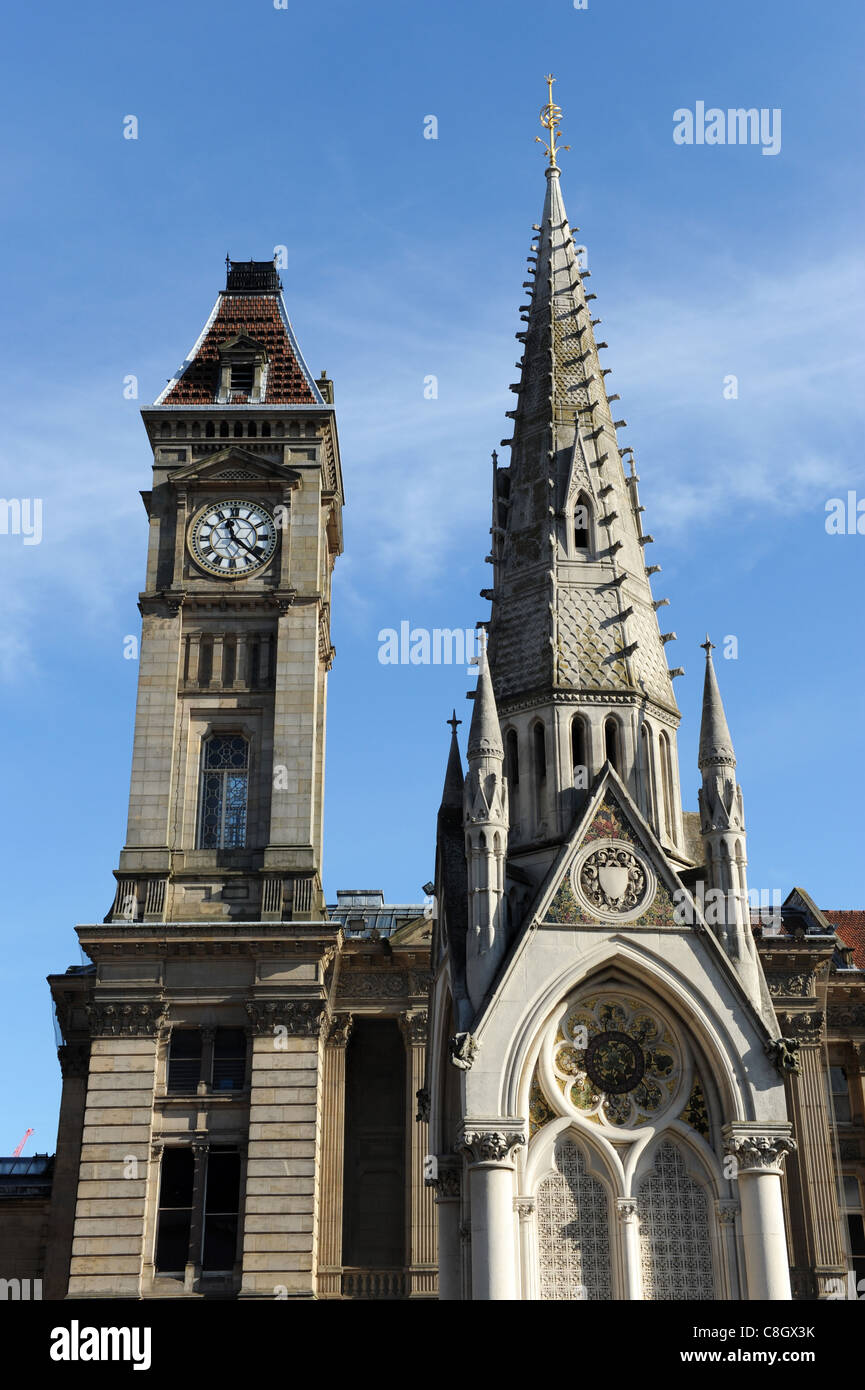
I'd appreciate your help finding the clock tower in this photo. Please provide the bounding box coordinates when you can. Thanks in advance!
[111,257,343,925]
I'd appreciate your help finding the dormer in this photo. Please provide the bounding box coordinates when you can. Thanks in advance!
[216,334,269,403]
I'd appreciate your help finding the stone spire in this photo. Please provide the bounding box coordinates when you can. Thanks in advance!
[699,637,736,770]
[463,647,509,1013]
[440,711,465,810]
[484,78,686,862]
[697,639,760,1003]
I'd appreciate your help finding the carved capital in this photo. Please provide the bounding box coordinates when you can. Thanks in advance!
[458,1129,526,1165]
[615,1198,638,1223]
[716,1200,740,1227]
[781,1010,825,1046]
[244,999,327,1038]
[449,1032,478,1070]
[57,1042,90,1079]
[514,1198,536,1221]
[723,1128,796,1173]
[85,1000,167,1038]
[400,1010,428,1047]
[326,1013,353,1049]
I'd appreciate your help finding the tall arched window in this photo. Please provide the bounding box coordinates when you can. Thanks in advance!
[571,715,588,789]
[604,717,620,773]
[659,731,674,837]
[533,722,547,785]
[537,1138,612,1300]
[198,734,249,849]
[573,493,592,552]
[638,1140,714,1300]
[640,723,655,822]
[506,729,520,787]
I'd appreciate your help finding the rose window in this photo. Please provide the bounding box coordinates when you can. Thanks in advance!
[551,995,681,1128]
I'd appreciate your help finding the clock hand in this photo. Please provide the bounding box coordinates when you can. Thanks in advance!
[223,518,259,557]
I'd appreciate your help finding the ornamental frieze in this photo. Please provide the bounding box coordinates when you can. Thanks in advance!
[85,1001,167,1037]
[764,971,815,999]
[337,971,410,998]
[780,1011,825,1045]
[828,1002,865,1029]
[244,999,327,1036]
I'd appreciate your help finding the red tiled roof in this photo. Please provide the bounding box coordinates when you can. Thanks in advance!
[824,910,865,969]
[162,294,318,405]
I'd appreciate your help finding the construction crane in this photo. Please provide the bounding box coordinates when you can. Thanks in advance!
[12,1128,34,1157]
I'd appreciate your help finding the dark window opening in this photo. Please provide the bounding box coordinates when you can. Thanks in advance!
[533,723,547,783]
[212,1029,247,1091]
[219,421,229,438]
[604,718,620,772]
[342,1019,406,1269]
[202,1149,241,1271]
[167,1030,202,1093]
[506,729,519,786]
[155,1149,194,1274]
[205,421,215,438]
[574,495,591,550]
[229,361,255,394]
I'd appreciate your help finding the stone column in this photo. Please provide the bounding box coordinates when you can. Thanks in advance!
[317,1013,352,1298]
[433,1161,462,1301]
[616,1198,642,1300]
[778,1010,847,1298]
[400,1010,437,1298]
[515,1197,538,1300]
[184,1136,209,1292]
[459,1128,525,1301]
[724,1127,796,1301]
[240,1000,325,1299]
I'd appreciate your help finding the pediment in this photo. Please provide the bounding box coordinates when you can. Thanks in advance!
[524,763,699,933]
[217,333,268,358]
[167,447,301,487]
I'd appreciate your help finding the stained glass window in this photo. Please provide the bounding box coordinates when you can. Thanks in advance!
[198,735,249,849]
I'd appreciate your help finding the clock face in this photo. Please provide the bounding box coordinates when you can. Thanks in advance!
[189,500,277,577]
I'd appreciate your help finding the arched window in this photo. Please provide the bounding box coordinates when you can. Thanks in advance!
[573,493,592,552]
[233,421,243,438]
[571,715,588,788]
[197,734,249,849]
[533,722,547,784]
[219,421,229,438]
[638,1140,714,1300]
[640,723,655,821]
[659,731,674,837]
[247,420,257,438]
[537,1139,612,1301]
[506,729,519,786]
[604,717,620,773]
[205,421,215,438]
[261,421,271,438]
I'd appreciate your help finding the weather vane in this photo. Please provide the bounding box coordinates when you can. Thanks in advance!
[536,74,570,168]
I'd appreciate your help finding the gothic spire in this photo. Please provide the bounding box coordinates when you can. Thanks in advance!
[698,637,736,769]
[440,711,465,810]
[467,648,504,760]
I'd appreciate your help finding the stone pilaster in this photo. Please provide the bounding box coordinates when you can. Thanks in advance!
[317,1013,352,1298]
[778,1008,847,1298]
[66,1002,165,1298]
[239,1000,326,1298]
[400,1010,437,1297]
[43,1043,90,1300]
[616,1197,642,1300]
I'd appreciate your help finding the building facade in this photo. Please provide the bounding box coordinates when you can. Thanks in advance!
[29,94,865,1302]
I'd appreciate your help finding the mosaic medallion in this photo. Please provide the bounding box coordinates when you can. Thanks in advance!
[584,1030,645,1095]
[571,840,655,922]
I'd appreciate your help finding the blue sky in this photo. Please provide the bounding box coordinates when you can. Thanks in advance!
[1,0,863,1151]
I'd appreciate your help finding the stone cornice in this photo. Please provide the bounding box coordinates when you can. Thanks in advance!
[76,921,340,963]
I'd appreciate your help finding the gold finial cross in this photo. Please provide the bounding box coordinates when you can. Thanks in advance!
[536,73,570,168]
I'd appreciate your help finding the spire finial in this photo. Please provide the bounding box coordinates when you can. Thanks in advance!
[701,634,716,656]
[536,74,570,169]
[447,710,462,734]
